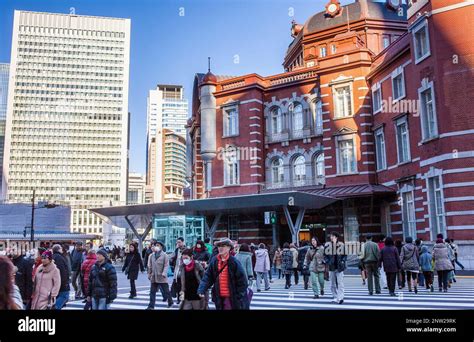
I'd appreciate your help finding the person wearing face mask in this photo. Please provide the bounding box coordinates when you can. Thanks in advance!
[193,240,210,269]
[146,241,173,309]
[178,249,206,310]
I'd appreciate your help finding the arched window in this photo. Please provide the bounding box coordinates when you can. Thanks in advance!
[271,158,284,185]
[313,153,325,184]
[293,155,306,186]
[271,107,283,134]
[291,103,304,131]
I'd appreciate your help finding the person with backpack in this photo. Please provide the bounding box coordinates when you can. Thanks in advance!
[122,243,144,299]
[197,238,249,310]
[87,249,117,310]
[400,236,420,294]
[304,237,326,298]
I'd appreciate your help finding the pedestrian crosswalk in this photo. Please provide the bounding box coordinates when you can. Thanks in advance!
[64,276,474,310]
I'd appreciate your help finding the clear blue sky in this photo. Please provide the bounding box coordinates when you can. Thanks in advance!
[0,0,352,174]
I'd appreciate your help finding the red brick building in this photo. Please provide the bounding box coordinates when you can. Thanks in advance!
[187,0,474,264]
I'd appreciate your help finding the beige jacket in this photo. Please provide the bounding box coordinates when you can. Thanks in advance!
[147,251,169,284]
[31,262,61,310]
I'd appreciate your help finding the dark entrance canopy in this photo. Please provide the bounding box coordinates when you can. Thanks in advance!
[90,191,337,249]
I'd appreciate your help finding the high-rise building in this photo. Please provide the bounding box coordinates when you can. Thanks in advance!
[0,63,9,196]
[127,172,146,205]
[2,11,131,235]
[146,85,188,202]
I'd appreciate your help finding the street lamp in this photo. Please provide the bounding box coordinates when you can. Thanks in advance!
[29,190,59,242]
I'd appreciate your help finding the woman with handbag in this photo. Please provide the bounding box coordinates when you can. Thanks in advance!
[179,249,207,310]
[122,243,145,299]
[31,251,61,310]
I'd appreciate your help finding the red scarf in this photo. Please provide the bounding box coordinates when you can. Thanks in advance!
[194,246,203,253]
[185,259,195,272]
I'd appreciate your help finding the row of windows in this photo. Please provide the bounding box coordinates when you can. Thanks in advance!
[19,26,126,39]
[15,82,123,91]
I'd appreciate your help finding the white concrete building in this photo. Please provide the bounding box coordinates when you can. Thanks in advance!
[2,11,131,236]
[0,63,9,196]
[146,85,188,202]
[127,172,146,205]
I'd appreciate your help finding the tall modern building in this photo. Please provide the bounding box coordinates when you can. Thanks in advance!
[0,63,9,197]
[146,85,188,202]
[127,172,146,205]
[2,11,131,235]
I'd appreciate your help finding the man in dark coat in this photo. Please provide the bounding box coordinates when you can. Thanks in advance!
[197,238,249,310]
[70,241,85,299]
[87,249,117,310]
[11,252,33,307]
[52,244,71,309]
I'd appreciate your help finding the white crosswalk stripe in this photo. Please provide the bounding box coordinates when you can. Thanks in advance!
[63,276,474,310]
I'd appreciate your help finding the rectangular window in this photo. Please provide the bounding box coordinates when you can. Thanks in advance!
[320,46,327,58]
[413,21,430,63]
[392,68,405,101]
[396,117,411,163]
[402,190,416,239]
[337,136,357,174]
[224,149,239,186]
[419,83,438,140]
[375,128,387,170]
[334,85,352,118]
[372,83,382,113]
[382,36,390,49]
[427,175,446,238]
[331,44,337,54]
[223,106,239,137]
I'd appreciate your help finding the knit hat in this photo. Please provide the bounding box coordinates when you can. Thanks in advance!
[97,249,109,259]
[41,250,53,260]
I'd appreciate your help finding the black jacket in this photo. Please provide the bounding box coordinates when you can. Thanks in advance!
[71,248,84,272]
[197,255,249,310]
[122,252,144,280]
[297,246,310,273]
[88,260,117,302]
[324,242,347,272]
[12,256,33,302]
[53,251,71,292]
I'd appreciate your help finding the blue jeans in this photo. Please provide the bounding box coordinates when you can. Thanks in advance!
[54,291,70,310]
[92,297,110,310]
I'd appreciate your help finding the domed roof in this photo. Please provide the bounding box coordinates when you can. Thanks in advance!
[303,0,407,35]
[202,71,218,85]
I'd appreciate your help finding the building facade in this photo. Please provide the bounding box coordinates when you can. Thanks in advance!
[2,11,131,236]
[127,172,146,205]
[146,85,188,202]
[188,0,474,263]
[0,63,9,197]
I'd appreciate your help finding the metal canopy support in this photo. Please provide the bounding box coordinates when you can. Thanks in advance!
[283,206,305,245]
[125,215,152,259]
[205,213,222,240]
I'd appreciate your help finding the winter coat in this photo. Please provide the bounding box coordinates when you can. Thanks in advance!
[362,241,381,263]
[63,252,72,275]
[147,251,169,284]
[70,248,84,272]
[432,243,454,271]
[235,251,253,281]
[193,249,211,264]
[12,256,33,303]
[290,247,298,268]
[87,260,117,302]
[81,253,97,294]
[379,245,401,273]
[297,246,310,272]
[197,255,249,310]
[31,262,61,310]
[254,248,271,273]
[142,247,153,269]
[273,250,282,268]
[122,252,144,280]
[52,251,70,292]
[281,249,294,274]
[419,246,433,272]
[324,242,347,272]
[304,246,326,273]
[400,243,420,272]
[179,261,206,306]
